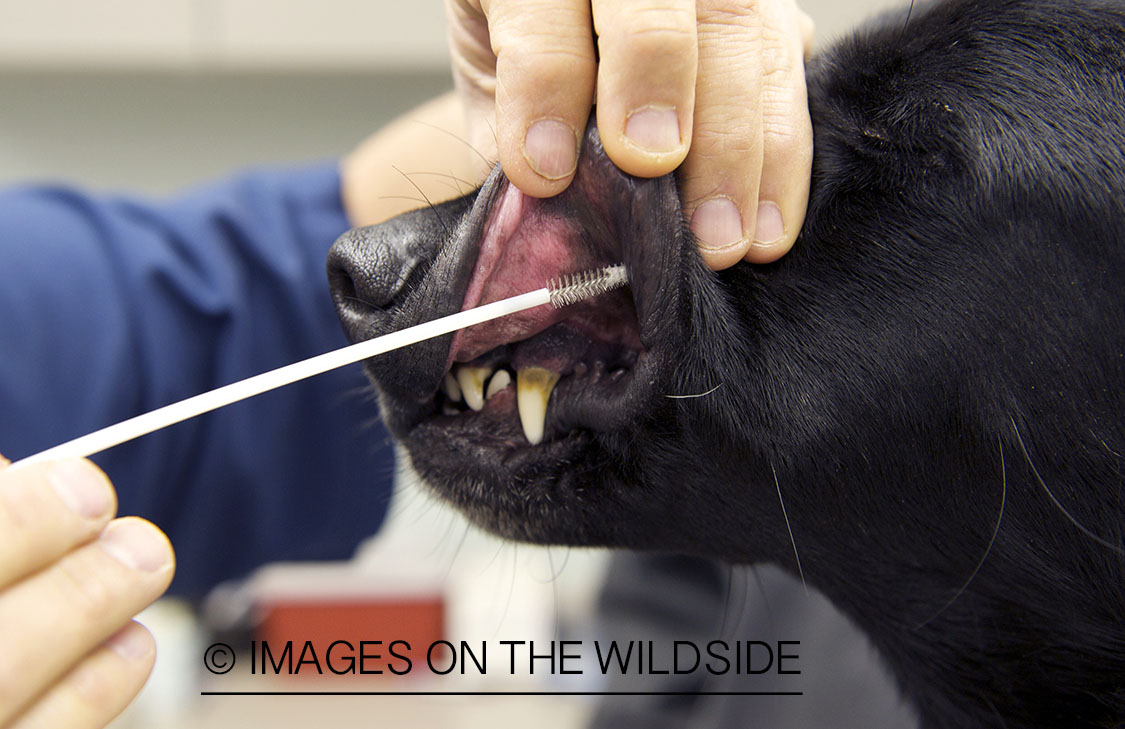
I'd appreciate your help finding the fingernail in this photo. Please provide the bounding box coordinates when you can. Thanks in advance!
[624,106,681,154]
[754,201,785,245]
[100,519,172,573]
[48,460,113,520]
[690,197,744,250]
[523,118,578,180]
[108,623,152,661]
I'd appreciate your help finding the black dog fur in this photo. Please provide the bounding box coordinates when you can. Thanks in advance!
[328,1,1125,726]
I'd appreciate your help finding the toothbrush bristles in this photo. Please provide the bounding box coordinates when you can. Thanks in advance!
[548,264,629,308]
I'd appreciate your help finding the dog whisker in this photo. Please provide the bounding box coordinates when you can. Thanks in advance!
[663,383,723,399]
[387,175,465,199]
[718,563,737,642]
[399,169,480,190]
[546,548,561,642]
[1090,428,1123,459]
[719,563,755,642]
[1011,416,1125,556]
[489,544,520,639]
[486,118,498,151]
[915,432,1008,630]
[339,294,378,314]
[407,118,494,169]
[772,461,808,596]
[441,520,474,582]
[550,545,571,581]
[424,504,461,559]
[374,194,435,205]
[900,0,918,38]
[749,565,779,638]
[391,165,450,236]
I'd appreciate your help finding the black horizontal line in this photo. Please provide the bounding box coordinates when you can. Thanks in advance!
[200,691,803,697]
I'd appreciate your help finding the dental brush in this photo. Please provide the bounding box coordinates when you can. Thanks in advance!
[13,264,628,468]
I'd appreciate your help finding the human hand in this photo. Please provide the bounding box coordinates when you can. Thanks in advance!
[447,0,815,269]
[0,454,174,728]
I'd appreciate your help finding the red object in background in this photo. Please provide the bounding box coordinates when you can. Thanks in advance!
[248,564,445,680]
[257,599,444,678]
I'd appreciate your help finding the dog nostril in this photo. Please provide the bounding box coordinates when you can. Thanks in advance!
[326,223,431,325]
[326,231,399,316]
[327,263,359,308]
[326,252,390,335]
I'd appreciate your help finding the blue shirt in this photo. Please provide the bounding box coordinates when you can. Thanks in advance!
[0,163,395,598]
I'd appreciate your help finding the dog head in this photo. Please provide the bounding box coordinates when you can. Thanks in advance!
[328,0,1124,725]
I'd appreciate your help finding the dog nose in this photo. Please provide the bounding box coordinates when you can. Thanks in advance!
[328,227,398,309]
[326,208,472,397]
[327,219,431,339]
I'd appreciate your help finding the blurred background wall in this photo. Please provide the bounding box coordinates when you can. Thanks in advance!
[0,0,902,192]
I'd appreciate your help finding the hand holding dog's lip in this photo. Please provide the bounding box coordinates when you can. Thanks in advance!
[446,0,815,270]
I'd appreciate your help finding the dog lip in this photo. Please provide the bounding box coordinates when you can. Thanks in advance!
[442,167,680,378]
[446,178,633,368]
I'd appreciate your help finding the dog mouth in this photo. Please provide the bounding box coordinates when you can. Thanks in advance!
[436,180,649,448]
[408,162,679,474]
[330,122,687,492]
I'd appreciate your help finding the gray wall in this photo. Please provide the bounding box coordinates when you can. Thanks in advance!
[0,0,906,194]
[0,71,452,193]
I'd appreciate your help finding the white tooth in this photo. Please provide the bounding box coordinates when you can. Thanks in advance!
[516,367,559,446]
[456,366,491,411]
[485,369,511,399]
[442,372,462,402]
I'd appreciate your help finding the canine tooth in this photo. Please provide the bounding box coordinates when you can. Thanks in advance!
[442,372,462,402]
[456,366,490,411]
[516,367,559,446]
[486,369,511,399]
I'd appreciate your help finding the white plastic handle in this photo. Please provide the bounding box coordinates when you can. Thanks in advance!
[13,289,550,468]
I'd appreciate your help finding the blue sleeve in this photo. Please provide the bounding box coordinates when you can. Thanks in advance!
[0,163,395,598]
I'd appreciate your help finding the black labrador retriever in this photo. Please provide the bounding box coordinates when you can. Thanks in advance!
[327,0,1124,726]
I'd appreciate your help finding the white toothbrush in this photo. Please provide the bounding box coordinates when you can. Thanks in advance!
[12,264,628,468]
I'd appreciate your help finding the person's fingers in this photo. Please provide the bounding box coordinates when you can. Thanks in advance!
[682,0,814,270]
[681,0,766,270]
[0,459,116,588]
[593,0,697,178]
[483,0,597,197]
[0,517,174,724]
[6,622,156,729]
[741,0,813,264]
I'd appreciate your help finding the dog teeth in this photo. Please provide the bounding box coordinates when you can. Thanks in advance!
[442,372,462,402]
[485,369,511,399]
[455,366,491,411]
[516,367,559,446]
[446,364,558,444]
